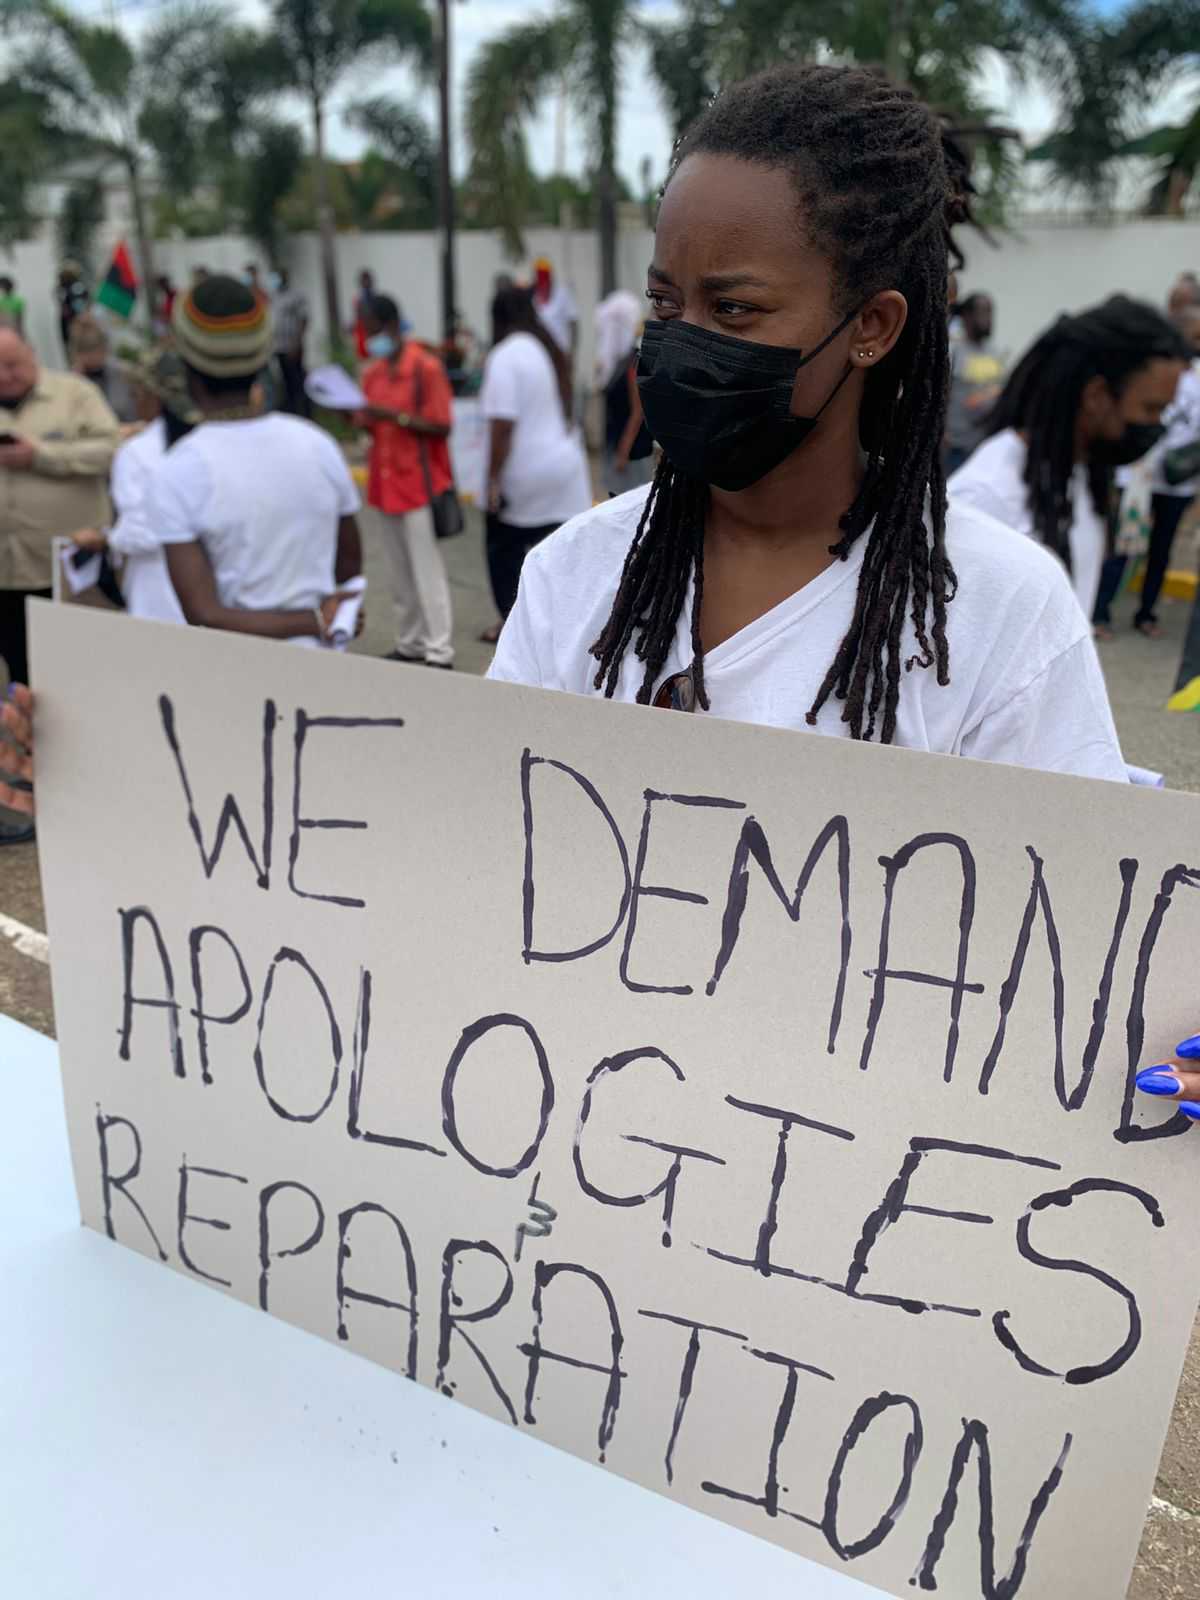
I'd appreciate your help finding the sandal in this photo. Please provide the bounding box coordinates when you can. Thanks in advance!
[1134,619,1164,639]
[478,622,503,645]
[1093,623,1114,641]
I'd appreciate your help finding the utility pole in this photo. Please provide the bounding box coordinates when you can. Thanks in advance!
[436,0,458,347]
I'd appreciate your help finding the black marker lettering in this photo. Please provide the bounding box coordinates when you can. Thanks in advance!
[177,1159,248,1286]
[843,1138,1059,1318]
[638,1309,745,1485]
[979,851,1136,1110]
[158,693,274,889]
[993,1177,1164,1384]
[706,814,851,1053]
[254,947,342,1124]
[621,790,746,995]
[257,1180,324,1312]
[1116,864,1200,1143]
[520,1260,626,1462]
[288,712,405,908]
[188,924,252,1086]
[96,1108,167,1260]
[574,1046,724,1247]
[336,1202,419,1380]
[912,1420,1073,1598]
[442,1014,552,1179]
[521,749,632,965]
[347,967,445,1158]
[707,1095,853,1285]
[117,906,183,1078]
[437,1238,517,1423]
[822,1393,923,1560]
[860,833,981,1081]
[702,1344,833,1525]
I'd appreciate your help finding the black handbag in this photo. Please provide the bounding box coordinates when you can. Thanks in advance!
[414,359,464,539]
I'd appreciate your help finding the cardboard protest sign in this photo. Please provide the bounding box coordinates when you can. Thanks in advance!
[32,600,1200,1600]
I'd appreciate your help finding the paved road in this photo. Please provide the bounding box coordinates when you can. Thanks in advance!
[2,509,1199,1594]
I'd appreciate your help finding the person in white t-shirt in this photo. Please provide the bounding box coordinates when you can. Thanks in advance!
[1094,336,1200,638]
[532,257,578,358]
[492,68,1130,782]
[479,286,591,638]
[149,275,363,645]
[70,348,198,625]
[948,297,1189,621]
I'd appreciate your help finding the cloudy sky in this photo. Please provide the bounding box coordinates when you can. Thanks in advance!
[75,0,1167,196]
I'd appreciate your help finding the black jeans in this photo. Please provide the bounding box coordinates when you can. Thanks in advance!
[276,351,309,417]
[486,515,557,620]
[1093,493,1190,626]
[0,587,52,686]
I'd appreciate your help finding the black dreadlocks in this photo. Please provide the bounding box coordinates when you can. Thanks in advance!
[590,64,973,743]
[984,296,1190,572]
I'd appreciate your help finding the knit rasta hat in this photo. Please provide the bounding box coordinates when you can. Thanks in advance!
[171,273,272,379]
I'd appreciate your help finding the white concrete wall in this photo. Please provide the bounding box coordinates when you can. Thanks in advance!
[955,220,1200,363]
[6,216,1200,378]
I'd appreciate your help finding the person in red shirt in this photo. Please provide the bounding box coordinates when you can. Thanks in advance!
[358,294,456,667]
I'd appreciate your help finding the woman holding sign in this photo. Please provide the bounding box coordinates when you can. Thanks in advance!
[0,65,1192,1115]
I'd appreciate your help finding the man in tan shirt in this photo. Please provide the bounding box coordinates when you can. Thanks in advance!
[0,326,118,690]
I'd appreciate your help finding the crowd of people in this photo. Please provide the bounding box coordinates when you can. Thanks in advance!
[4,61,1200,1112]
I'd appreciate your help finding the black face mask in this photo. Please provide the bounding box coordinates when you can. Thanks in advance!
[636,311,857,491]
[1092,421,1165,469]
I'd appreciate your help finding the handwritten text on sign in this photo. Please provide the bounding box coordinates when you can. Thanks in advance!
[32,603,1200,1600]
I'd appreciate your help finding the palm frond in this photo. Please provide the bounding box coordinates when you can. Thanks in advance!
[464,14,573,256]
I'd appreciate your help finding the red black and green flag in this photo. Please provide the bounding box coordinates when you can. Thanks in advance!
[95,240,138,320]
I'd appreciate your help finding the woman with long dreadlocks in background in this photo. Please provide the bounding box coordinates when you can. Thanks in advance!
[491,63,1127,778]
[950,297,1189,622]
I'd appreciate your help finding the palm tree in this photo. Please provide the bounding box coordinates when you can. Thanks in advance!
[345,95,437,227]
[1127,103,1200,216]
[269,0,433,347]
[465,3,630,293]
[0,78,65,248]
[1026,0,1200,214]
[11,2,223,325]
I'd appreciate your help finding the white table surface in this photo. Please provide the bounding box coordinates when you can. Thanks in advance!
[0,1011,884,1599]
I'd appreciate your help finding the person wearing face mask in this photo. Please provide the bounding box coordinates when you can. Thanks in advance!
[948,299,1190,620]
[357,295,456,668]
[490,63,1128,783]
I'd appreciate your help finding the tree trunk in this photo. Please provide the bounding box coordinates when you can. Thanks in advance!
[126,156,156,335]
[312,96,342,354]
[435,0,457,346]
[597,83,618,297]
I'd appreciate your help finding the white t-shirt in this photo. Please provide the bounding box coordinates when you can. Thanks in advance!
[1152,362,1200,497]
[107,419,185,625]
[480,332,592,528]
[149,414,360,645]
[489,486,1128,784]
[534,280,578,353]
[948,429,1104,620]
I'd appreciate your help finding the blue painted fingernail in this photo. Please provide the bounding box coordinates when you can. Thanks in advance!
[1179,1103,1200,1121]
[1176,1034,1200,1059]
[1136,1067,1182,1096]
